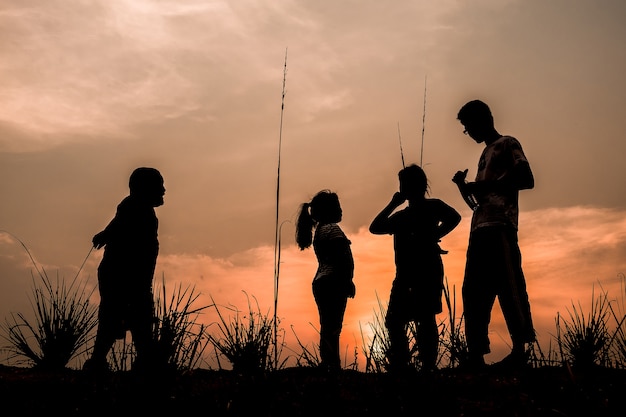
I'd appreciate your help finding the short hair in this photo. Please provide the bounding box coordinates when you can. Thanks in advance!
[398,164,428,196]
[457,99,494,126]
[129,167,163,194]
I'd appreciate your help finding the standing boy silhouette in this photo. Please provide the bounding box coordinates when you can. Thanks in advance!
[453,99,535,370]
[83,167,165,373]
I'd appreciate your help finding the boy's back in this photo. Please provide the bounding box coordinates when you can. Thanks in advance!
[98,194,159,291]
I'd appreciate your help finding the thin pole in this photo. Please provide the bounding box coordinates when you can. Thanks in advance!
[273,48,287,369]
[420,75,427,167]
[397,122,406,168]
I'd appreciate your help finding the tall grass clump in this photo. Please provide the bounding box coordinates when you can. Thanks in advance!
[290,324,360,370]
[1,272,98,370]
[0,239,98,371]
[360,293,391,373]
[207,292,285,374]
[556,284,612,369]
[152,278,211,371]
[438,276,467,369]
[290,326,322,368]
[607,273,626,368]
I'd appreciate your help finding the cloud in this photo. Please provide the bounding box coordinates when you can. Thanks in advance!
[0,0,462,150]
[2,0,626,369]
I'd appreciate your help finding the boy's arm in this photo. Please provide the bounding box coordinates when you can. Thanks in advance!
[507,138,534,190]
[467,160,534,196]
[92,230,108,249]
[510,160,534,190]
[369,192,405,234]
[452,169,478,211]
[92,204,124,249]
[326,238,355,277]
[436,202,462,240]
[335,241,356,298]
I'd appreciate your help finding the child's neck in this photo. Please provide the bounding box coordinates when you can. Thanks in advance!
[408,196,426,207]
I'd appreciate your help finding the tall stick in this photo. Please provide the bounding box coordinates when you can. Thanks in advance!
[273,48,288,368]
[420,75,427,167]
[397,122,406,168]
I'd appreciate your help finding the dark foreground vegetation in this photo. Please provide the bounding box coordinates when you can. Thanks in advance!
[1,363,625,417]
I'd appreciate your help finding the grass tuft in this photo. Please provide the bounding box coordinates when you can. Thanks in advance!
[556,284,612,369]
[207,291,286,373]
[0,234,97,370]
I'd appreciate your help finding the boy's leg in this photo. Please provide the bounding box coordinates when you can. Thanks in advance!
[417,315,439,371]
[463,229,499,367]
[385,281,411,371]
[84,301,117,372]
[385,318,409,371]
[129,292,157,372]
[313,278,347,371]
[497,229,535,348]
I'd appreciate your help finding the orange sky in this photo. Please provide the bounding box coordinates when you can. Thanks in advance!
[1,1,626,370]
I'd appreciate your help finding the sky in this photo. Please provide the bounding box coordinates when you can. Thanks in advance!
[1,0,626,370]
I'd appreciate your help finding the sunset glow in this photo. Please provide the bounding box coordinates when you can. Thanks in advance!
[1,1,626,371]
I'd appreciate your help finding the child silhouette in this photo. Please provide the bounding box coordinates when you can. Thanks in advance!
[370,164,460,372]
[83,167,165,373]
[296,190,355,372]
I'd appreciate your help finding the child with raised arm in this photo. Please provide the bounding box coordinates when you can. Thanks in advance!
[296,190,355,373]
[370,164,461,373]
[83,167,165,373]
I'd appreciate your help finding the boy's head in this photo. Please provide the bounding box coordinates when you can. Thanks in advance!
[129,167,165,207]
[457,99,495,141]
[398,164,428,200]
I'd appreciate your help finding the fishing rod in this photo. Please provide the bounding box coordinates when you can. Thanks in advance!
[396,75,426,169]
[397,121,406,168]
[419,75,427,167]
[273,47,288,369]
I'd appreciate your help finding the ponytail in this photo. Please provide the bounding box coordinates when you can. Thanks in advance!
[295,190,340,250]
[295,202,314,250]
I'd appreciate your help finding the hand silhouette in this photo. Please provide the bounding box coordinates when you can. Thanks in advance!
[452,169,468,185]
[390,191,406,207]
[346,281,356,299]
[92,231,107,249]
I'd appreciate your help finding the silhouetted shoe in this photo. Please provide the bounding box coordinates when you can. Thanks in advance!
[387,363,418,377]
[490,351,530,371]
[82,358,110,374]
[420,364,438,374]
[457,355,486,372]
[316,362,341,375]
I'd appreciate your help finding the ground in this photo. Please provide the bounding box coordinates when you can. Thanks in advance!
[0,364,624,416]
